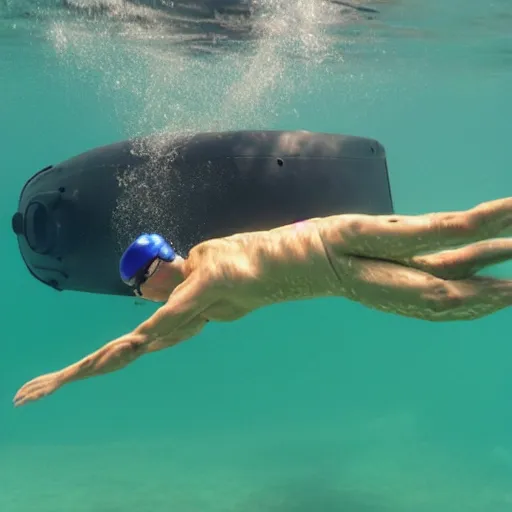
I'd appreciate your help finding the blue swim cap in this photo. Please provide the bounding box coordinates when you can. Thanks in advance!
[119,233,176,286]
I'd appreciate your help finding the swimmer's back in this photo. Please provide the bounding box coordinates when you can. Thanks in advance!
[188,219,344,303]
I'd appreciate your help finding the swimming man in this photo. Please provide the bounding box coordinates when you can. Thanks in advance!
[13,196,512,406]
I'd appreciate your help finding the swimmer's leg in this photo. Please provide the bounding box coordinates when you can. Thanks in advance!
[346,256,512,322]
[405,239,512,280]
[318,197,512,261]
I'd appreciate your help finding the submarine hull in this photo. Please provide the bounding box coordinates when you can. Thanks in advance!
[13,130,394,296]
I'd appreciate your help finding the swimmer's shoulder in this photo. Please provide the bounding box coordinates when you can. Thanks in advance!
[187,235,259,288]
[187,236,240,266]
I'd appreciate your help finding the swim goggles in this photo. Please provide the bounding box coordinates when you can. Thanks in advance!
[119,233,176,296]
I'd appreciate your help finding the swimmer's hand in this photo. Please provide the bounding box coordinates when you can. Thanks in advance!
[13,372,62,407]
[13,276,210,407]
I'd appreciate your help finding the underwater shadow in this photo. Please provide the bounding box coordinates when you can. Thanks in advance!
[243,476,395,512]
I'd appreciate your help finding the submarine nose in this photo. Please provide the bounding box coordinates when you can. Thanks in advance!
[11,211,23,235]
[12,191,63,256]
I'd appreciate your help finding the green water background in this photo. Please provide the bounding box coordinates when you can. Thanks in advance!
[1,2,512,511]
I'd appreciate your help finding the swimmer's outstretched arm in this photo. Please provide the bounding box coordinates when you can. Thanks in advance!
[13,276,209,407]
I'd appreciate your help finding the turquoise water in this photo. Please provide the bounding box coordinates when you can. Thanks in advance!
[2,1,512,511]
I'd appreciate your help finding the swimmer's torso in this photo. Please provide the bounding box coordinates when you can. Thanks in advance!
[187,219,346,321]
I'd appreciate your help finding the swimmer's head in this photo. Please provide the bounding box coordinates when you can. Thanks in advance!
[119,233,185,301]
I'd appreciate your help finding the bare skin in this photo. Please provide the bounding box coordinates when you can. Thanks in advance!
[13,196,512,407]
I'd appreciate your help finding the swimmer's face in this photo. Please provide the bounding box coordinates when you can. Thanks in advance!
[139,256,186,302]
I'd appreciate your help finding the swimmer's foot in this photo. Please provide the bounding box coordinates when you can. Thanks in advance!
[13,371,63,407]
